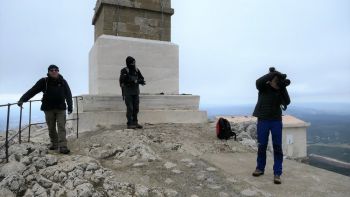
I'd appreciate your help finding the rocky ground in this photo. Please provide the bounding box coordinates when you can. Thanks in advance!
[0,121,278,197]
[2,120,350,197]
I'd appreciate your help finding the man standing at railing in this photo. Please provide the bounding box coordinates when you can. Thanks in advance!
[17,65,72,154]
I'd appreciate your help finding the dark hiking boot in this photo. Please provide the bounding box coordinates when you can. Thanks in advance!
[49,145,58,150]
[252,169,264,177]
[274,175,281,184]
[59,147,70,154]
[135,124,143,129]
[127,124,137,129]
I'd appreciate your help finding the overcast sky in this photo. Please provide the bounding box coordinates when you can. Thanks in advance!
[0,0,349,107]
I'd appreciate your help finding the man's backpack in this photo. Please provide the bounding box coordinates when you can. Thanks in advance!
[216,118,237,140]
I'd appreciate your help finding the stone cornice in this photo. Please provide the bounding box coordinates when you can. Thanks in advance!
[93,0,174,25]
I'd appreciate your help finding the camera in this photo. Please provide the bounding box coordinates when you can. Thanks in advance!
[269,67,291,88]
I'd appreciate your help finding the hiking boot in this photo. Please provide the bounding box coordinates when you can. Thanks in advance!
[252,169,264,177]
[127,125,137,129]
[49,145,58,150]
[59,147,70,154]
[135,124,143,129]
[274,175,281,184]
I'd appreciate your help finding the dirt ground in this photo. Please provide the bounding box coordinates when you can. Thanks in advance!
[67,123,257,197]
[4,122,348,196]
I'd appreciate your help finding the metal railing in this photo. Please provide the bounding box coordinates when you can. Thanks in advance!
[0,96,83,163]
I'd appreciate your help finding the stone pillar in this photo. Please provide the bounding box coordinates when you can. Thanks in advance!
[90,0,179,95]
[69,0,207,131]
[93,0,173,41]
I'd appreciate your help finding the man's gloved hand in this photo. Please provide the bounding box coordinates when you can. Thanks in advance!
[269,67,283,79]
[17,101,23,107]
[138,79,146,86]
[68,109,73,115]
[128,75,138,84]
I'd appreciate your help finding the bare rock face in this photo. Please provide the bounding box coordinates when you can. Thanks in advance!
[0,187,16,197]
[227,121,258,150]
[0,173,27,196]
[245,124,257,139]
[0,139,178,197]
[32,183,47,197]
[75,183,94,197]
[241,188,258,196]
[0,161,26,178]
[0,123,268,196]
[88,143,122,159]
[164,162,177,169]
[164,189,179,197]
[135,184,149,196]
[117,143,161,162]
[240,139,258,150]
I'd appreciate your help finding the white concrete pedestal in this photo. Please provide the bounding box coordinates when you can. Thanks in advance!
[70,35,207,132]
[70,94,208,132]
[89,35,179,95]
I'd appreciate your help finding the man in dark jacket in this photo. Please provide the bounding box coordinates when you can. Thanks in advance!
[119,56,146,129]
[18,65,72,154]
[252,67,290,184]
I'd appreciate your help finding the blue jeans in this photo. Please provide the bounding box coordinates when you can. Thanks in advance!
[256,120,283,176]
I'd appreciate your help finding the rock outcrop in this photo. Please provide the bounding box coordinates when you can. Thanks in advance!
[2,122,349,197]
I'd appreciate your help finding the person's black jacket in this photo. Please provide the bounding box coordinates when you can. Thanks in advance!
[119,67,145,96]
[19,74,73,112]
[252,72,291,120]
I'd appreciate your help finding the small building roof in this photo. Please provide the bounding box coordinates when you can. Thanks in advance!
[216,115,310,128]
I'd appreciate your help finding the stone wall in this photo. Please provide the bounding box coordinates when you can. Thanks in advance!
[93,0,173,41]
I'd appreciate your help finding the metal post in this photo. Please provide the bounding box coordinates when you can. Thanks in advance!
[5,104,10,163]
[18,106,23,144]
[75,97,79,139]
[28,101,32,142]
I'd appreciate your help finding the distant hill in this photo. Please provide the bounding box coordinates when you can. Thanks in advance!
[0,102,44,132]
[287,103,350,144]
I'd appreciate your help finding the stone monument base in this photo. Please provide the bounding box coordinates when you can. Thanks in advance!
[69,94,208,132]
[89,35,179,95]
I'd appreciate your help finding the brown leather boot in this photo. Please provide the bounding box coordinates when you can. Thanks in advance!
[252,169,264,177]
[274,175,282,184]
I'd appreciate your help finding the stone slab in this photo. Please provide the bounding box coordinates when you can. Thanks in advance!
[222,115,310,128]
[89,35,179,95]
[74,94,201,112]
[69,110,208,132]
[202,153,350,197]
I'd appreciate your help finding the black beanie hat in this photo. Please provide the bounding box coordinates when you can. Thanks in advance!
[48,64,59,71]
[126,56,135,66]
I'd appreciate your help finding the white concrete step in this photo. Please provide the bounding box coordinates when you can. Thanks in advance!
[74,94,201,112]
[69,110,208,132]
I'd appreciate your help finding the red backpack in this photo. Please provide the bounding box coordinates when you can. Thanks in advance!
[216,118,237,140]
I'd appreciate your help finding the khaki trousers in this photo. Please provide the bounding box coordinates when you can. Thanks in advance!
[44,110,67,147]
